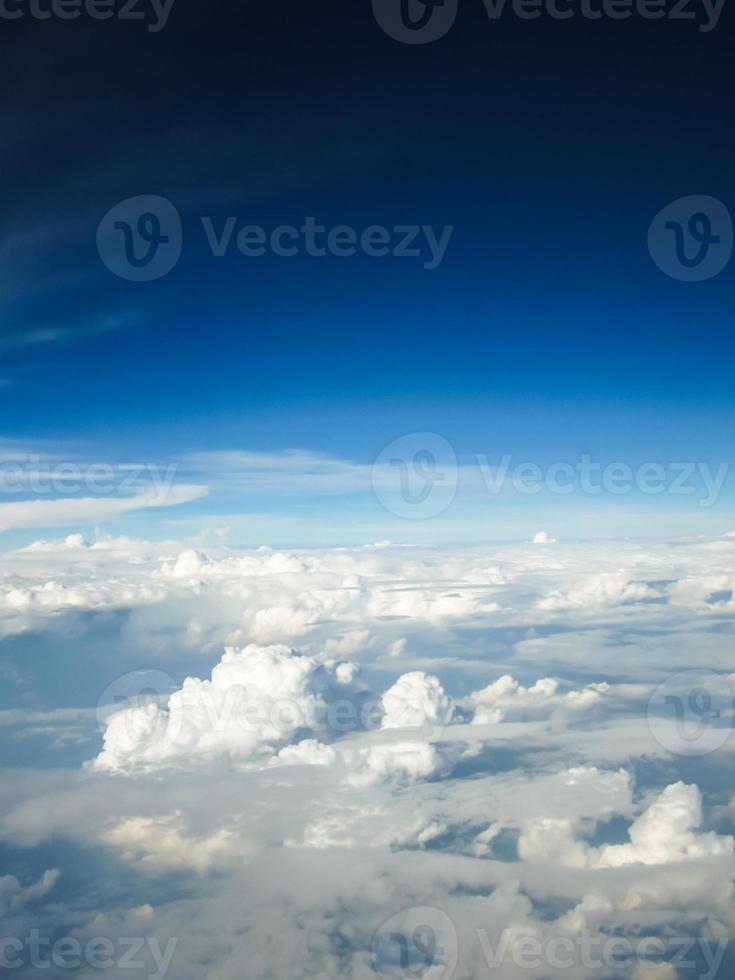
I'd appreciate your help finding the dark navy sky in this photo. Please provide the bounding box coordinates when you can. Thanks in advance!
[2,0,734,466]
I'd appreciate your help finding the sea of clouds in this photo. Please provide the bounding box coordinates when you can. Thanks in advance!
[1,531,734,978]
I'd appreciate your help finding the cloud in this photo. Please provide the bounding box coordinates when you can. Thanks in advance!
[93,644,364,773]
[518,782,734,869]
[537,572,659,611]
[3,533,735,979]
[0,869,60,915]
[467,675,608,724]
[532,531,556,544]
[0,484,207,533]
[102,813,245,874]
[380,671,454,733]
[592,781,734,868]
[181,448,373,496]
[0,313,141,354]
[92,638,463,788]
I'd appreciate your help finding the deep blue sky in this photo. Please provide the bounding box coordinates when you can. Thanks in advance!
[1,1,734,542]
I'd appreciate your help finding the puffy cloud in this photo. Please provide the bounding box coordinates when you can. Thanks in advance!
[93,644,364,773]
[93,651,462,786]
[380,671,454,733]
[343,739,442,787]
[592,781,734,868]
[162,548,208,578]
[468,675,608,724]
[519,782,734,870]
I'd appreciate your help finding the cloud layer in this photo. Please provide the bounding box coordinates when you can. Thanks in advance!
[1,533,734,978]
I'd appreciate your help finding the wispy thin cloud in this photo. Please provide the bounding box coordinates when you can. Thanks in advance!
[0,485,207,533]
[0,311,143,354]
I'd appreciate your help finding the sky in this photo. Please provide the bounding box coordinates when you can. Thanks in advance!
[2,3,735,979]
[2,0,735,547]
